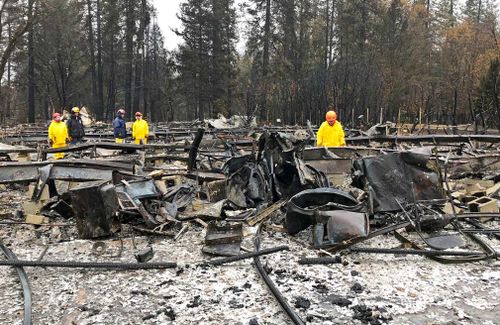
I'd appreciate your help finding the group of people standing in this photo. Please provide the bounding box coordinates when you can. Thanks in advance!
[48,108,149,160]
[112,110,149,145]
[49,107,344,160]
[48,107,86,160]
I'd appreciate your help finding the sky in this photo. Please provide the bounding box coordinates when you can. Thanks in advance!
[150,0,184,50]
[151,0,478,51]
[150,0,246,51]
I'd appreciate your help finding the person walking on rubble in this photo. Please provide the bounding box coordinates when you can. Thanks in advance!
[132,112,149,145]
[48,113,69,160]
[316,110,346,147]
[66,107,85,145]
[113,109,127,143]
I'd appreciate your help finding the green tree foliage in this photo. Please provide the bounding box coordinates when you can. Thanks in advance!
[176,0,238,119]
[0,0,176,123]
[475,58,500,130]
[240,0,499,128]
[0,0,498,128]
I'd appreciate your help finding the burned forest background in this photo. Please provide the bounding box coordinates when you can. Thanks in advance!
[0,0,498,129]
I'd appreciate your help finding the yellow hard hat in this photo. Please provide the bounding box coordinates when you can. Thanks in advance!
[326,110,337,122]
[72,107,80,113]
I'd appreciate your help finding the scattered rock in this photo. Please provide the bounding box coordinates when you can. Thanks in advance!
[157,306,176,321]
[225,286,244,294]
[249,318,259,325]
[142,313,155,321]
[158,279,175,286]
[351,282,364,294]
[274,268,287,277]
[294,297,311,310]
[325,294,352,307]
[229,299,244,309]
[73,288,88,305]
[187,295,202,308]
[351,304,392,324]
[312,283,329,294]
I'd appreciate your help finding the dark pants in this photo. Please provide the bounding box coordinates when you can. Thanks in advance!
[70,138,83,145]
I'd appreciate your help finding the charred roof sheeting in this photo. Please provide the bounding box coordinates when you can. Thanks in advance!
[353,152,445,213]
[224,132,328,209]
[258,132,328,201]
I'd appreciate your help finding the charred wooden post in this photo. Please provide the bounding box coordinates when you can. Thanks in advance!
[187,128,205,172]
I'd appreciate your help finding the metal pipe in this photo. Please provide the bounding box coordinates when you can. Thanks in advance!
[253,227,305,325]
[0,260,177,270]
[348,247,484,256]
[298,257,342,265]
[0,244,32,325]
[203,245,289,267]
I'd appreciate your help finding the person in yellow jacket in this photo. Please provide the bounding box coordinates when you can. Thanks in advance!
[132,112,149,145]
[48,113,69,159]
[316,110,346,147]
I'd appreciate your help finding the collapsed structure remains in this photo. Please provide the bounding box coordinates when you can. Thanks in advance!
[0,118,499,324]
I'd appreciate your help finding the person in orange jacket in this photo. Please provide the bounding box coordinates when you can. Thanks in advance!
[316,110,346,147]
[132,112,149,145]
[48,113,69,159]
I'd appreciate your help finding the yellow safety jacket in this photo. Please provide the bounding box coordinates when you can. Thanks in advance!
[48,121,69,146]
[132,119,149,141]
[316,121,346,147]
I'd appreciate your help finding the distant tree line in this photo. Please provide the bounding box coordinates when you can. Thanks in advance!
[0,0,176,124]
[236,0,499,129]
[0,0,498,130]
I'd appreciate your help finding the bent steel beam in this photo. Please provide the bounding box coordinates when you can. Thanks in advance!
[0,243,32,325]
[0,160,134,183]
[345,134,500,144]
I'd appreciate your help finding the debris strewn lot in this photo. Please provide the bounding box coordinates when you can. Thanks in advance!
[0,120,499,324]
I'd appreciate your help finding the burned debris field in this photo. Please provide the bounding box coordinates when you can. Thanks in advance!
[0,121,499,324]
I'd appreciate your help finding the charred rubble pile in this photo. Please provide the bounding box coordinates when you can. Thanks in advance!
[0,123,499,324]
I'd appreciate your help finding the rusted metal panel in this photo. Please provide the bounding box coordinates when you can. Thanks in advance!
[205,179,227,202]
[203,222,243,256]
[353,152,446,213]
[447,155,500,174]
[303,146,396,160]
[44,142,144,153]
[0,160,133,183]
[70,181,120,239]
[305,159,352,175]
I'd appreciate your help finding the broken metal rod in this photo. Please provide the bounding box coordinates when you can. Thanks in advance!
[459,229,500,234]
[131,226,176,237]
[346,134,500,144]
[463,218,500,241]
[174,224,189,241]
[247,200,286,226]
[461,212,500,219]
[348,247,484,257]
[253,227,305,325]
[298,257,342,265]
[0,221,74,227]
[201,245,289,267]
[299,247,485,264]
[0,260,177,269]
[0,244,32,325]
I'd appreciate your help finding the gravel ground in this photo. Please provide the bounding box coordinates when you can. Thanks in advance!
[0,187,499,325]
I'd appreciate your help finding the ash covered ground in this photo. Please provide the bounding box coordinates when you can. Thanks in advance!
[0,186,499,325]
